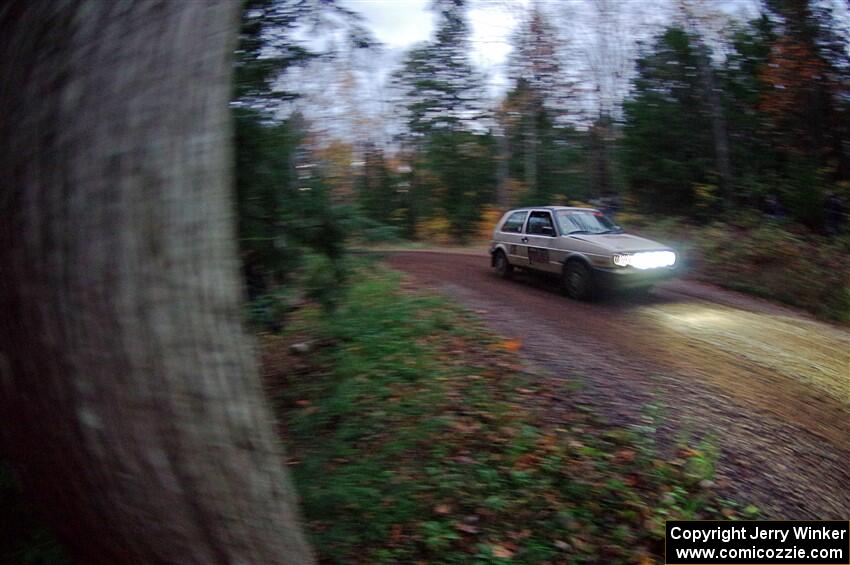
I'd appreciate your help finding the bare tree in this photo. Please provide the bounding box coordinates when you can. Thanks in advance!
[678,0,734,197]
[0,2,313,563]
[558,0,640,196]
[508,1,563,196]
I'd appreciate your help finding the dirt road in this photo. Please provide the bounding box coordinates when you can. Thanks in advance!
[386,251,850,519]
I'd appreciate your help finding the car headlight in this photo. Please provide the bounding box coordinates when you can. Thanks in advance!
[629,251,676,270]
[613,254,631,267]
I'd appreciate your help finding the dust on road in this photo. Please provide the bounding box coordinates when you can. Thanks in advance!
[386,251,850,519]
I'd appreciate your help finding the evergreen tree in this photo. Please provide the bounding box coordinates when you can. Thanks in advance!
[391,0,496,239]
[233,0,374,297]
[392,0,484,136]
[622,27,716,215]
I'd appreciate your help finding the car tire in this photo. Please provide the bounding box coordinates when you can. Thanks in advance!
[493,250,513,279]
[563,260,594,300]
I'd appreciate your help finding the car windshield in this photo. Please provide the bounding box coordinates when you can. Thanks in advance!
[556,210,619,235]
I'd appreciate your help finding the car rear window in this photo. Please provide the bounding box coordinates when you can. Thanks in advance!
[501,211,527,233]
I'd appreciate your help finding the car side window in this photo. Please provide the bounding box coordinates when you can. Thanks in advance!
[501,211,527,233]
[526,211,556,236]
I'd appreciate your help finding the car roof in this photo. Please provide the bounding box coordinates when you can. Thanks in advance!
[507,206,598,213]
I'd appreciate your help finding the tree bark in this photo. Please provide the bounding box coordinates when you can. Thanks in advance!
[0,2,314,563]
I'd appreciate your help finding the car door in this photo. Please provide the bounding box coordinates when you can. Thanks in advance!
[497,210,529,267]
[524,210,560,273]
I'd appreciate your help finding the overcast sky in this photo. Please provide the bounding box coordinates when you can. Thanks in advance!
[292,0,848,142]
[338,0,773,96]
[340,0,533,96]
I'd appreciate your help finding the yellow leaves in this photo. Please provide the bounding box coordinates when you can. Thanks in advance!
[477,205,507,240]
[678,447,702,458]
[415,215,453,244]
[536,434,559,453]
[491,543,515,559]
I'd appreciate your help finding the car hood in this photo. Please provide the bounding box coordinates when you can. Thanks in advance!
[568,233,668,252]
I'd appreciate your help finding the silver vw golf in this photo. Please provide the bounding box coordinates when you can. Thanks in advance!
[490,206,677,299]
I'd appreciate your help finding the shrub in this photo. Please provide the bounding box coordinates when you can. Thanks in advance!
[695,223,850,322]
[618,213,850,323]
[415,215,453,245]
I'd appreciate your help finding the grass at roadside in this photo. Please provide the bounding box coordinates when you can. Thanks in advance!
[261,267,754,564]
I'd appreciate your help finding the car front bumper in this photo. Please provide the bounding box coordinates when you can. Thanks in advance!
[592,265,678,289]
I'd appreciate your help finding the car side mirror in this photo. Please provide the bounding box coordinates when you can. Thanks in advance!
[540,225,555,236]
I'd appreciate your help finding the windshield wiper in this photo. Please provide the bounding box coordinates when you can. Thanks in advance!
[567,230,590,235]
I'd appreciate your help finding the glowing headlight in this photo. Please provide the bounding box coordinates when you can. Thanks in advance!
[629,251,676,270]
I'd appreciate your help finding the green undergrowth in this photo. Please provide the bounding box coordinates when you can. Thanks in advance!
[262,268,752,564]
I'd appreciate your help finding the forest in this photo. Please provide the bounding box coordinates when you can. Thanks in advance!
[235,0,850,319]
[1,1,849,564]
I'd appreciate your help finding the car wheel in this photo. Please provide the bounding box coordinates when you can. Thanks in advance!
[563,261,593,300]
[493,250,513,279]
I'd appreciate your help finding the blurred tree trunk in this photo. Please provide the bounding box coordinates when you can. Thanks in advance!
[590,117,613,196]
[0,2,313,563]
[695,41,733,198]
[678,0,733,198]
[495,119,511,208]
[524,95,539,196]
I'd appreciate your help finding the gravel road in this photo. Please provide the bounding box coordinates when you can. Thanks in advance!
[386,251,850,519]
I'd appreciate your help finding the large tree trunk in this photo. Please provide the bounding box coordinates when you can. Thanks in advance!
[0,2,313,563]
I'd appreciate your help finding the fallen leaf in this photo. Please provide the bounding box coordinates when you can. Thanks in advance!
[510,529,531,540]
[492,544,514,558]
[434,504,451,515]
